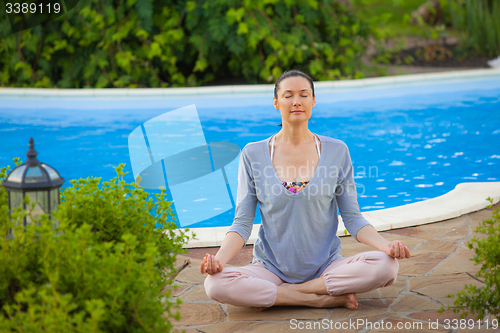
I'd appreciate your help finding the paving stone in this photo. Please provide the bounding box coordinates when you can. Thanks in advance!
[391,294,441,312]
[175,267,208,284]
[397,250,448,276]
[172,303,225,326]
[410,274,483,307]
[408,309,477,322]
[226,305,329,321]
[182,285,211,301]
[171,283,191,297]
[338,235,357,246]
[340,234,421,257]
[377,233,424,249]
[430,215,468,230]
[437,225,469,241]
[326,314,387,332]
[469,209,494,231]
[357,279,405,300]
[359,299,394,309]
[329,302,389,319]
[418,240,458,253]
[368,316,451,332]
[199,321,325,333]
[340,239,374,257]
[429,246,481,276]
[175,254,202,268]
[385,216,467,240]
[469,209,495,241]
[384,227,437,240]
[173,328,199,333]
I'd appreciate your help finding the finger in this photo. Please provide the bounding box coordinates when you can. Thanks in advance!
[207,255,212,273]
[389,244,395,257]
[217,260,222,272]
[200,262,205,274]
[392,243,399,258]
[405,246,411,259]
[212,255,218,270]
[398,242,404,259]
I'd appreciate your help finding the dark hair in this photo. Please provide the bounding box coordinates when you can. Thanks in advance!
[274,70,315,127]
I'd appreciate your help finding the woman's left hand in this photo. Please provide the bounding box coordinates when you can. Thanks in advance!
[383,240,411,259]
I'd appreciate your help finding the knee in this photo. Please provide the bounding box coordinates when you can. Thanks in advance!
[373,252,399,285]
[204,273,226,302]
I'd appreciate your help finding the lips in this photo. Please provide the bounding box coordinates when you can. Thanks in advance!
[291,111,304,113]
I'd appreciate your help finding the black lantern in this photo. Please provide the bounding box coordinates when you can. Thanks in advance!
[2,138,64,227]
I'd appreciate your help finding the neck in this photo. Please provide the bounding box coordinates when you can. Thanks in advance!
[276,124,314,146]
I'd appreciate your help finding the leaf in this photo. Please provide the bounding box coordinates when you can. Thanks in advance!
[237,22,249,35]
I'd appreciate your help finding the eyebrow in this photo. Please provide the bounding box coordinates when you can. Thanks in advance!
[282,89,310,93]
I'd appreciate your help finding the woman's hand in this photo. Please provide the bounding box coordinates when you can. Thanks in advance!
[200,253,224,275]
[383,240,411,259]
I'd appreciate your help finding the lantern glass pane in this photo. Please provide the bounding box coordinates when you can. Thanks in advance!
[37,191,49,213]
[25,192,45,225]
[25,166,49,183]
[41,164,61,181]
[11,191,23,209]
[6,165,27,183]
[50,188,59,211]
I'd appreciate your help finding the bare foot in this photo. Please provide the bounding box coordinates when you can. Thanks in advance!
[252,307,267,312]
[316,293,358,310]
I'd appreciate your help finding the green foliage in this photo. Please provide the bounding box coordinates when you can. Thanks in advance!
[446,0,500,56]
[0,159,192,332]
[0,0,396,87]
[439,197,500,320]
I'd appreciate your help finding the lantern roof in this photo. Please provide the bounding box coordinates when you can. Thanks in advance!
[2,138,65,190]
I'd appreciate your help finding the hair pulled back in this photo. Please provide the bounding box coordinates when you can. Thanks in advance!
[274,70,315,127]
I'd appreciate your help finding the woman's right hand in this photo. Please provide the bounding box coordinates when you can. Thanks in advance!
[200,253,224,275]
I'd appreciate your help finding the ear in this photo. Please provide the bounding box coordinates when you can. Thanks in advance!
[273,96,279,110]
[312,95,316,108]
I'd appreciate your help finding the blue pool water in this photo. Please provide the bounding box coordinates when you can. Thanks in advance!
[1,74,499,228]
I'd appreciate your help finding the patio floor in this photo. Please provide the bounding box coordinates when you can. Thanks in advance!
[170,203,499,333]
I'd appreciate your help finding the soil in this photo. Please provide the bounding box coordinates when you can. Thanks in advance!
[389,44,492,68]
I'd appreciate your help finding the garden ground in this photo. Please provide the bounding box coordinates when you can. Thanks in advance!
[170,202,499,333]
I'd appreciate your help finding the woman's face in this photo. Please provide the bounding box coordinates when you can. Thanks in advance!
[273,76,316,127]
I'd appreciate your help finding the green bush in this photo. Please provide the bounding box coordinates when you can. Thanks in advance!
[0,0,394,88]
[445,0,500,56]
[440,197,500,320]
[0,160,192,332]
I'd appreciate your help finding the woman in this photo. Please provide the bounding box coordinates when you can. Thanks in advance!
[200,70,411,311]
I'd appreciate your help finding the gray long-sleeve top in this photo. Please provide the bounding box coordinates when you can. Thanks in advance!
[227,134,372,283]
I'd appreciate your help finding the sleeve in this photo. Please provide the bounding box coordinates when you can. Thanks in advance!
[226,146,258,244]
[335,144,372,242]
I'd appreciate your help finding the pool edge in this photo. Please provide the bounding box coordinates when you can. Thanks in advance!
[1,68,499,97]
[179,181,500,248]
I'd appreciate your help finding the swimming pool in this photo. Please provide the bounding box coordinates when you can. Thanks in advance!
[1,70,499,228]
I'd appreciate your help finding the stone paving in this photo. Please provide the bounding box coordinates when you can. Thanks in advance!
[170,203,499,333]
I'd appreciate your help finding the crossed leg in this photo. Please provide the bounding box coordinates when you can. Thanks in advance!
[281,251,398,298]
[204,251,398,310]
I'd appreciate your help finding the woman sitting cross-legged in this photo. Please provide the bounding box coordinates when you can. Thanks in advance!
[200,70,411,311]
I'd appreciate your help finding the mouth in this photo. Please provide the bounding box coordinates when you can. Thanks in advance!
[291,110,304,113]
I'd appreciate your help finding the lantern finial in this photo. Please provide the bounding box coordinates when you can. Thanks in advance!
[26,138,39,166]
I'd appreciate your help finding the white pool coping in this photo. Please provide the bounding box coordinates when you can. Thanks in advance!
[180,182,500,248]
[0,68,499,97]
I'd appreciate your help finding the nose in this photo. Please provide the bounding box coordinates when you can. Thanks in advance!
[293,97,302,106]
